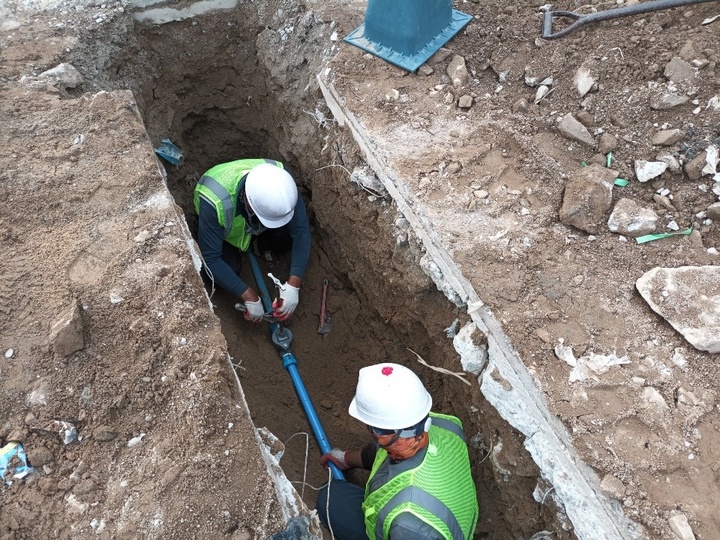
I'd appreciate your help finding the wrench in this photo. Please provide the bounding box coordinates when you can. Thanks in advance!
[318,279,332,335]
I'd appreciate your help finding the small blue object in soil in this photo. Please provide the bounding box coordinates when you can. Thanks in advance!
[154,138,184,166]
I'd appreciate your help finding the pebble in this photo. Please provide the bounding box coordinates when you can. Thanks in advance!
[127,434,145,448]
[5,348,15,359]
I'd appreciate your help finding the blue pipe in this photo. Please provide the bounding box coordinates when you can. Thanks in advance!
[247,251,345,481]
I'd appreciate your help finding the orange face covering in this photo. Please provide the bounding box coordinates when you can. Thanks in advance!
[373,432,429,461]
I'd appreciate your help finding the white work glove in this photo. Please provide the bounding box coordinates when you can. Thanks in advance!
[272,283,299,321]
[320,448,349,470]
[243,298,265,323]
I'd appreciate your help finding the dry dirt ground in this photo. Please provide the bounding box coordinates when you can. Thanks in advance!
[1,0,720,539]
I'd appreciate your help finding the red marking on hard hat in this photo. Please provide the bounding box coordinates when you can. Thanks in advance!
[381,366,393,376]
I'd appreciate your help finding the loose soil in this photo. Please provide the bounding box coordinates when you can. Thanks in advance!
[1,1,720,539]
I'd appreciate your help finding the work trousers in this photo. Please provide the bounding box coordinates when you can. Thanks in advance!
[315,479,366,540]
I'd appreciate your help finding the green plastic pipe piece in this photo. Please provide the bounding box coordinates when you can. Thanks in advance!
[635,227,693,244]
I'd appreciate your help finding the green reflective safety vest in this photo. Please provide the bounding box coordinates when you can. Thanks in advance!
[193,158,283,251]
[363,412,479,540]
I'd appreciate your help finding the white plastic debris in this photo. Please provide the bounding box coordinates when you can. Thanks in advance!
[4,348,15,359]
[701,145,719,182]
[554,339,630,382]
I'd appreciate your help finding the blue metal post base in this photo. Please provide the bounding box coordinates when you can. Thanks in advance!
[344,0,472,72]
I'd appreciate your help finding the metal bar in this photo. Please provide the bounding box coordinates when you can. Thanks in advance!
[542,0,719,39]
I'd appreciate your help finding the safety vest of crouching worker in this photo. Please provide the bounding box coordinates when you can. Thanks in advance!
[316,363,479,540]
[192,158,310,323]
[193,158,292,251]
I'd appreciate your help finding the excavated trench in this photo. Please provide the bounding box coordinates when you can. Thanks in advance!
[99,5,567,539]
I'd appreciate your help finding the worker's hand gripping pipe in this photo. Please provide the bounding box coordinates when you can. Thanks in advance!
[246,251,345,482]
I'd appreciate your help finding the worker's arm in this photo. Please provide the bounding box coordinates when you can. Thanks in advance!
[196,197,251,298]
[286,194,311,287]
[321,442,375,471]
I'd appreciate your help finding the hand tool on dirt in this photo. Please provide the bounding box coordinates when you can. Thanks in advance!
[245,251,345,481]
[318,279,332,336]
[541,0,719,39]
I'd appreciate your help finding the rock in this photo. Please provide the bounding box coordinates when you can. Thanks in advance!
[652,129,685,146]
[608,198,659,237]
[573,65,596,97]
[706,202,720,220]
[559,164,616,234]
[447,55,469,88]
[668,514,696,540]
[534,85,551,104]
[575,110,595,128]
[417,64,434,76]
[600,474,626,499]
[650,93,690,110]
[636,266,720,353]
[446,162,462,174]
[511,98,529,113]
[639,387,669,414]
[653,194,675,211]
[598,133,618,155]
[427,47,453,66]
[457,94,473,109]
[656,151,682,174]
[588,154,606,166]
[634,160,668,182]
[684,150,707,180]
[664,57,696,82]
[49,302,85,357]
[557,114,596,148]
[38,63,84,89]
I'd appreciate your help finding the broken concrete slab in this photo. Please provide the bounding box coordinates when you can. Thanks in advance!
[636,266,720,353]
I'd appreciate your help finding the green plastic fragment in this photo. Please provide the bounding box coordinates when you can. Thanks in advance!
[614,178,629,186]
[606,152,613,167]
[581,161,588,167]
[635,227,693,244]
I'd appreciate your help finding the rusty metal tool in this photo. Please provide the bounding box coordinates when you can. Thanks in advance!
[318,279,332,335]
[542,0,719,39]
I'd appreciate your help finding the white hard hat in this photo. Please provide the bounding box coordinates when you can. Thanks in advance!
[245,163,298,228]
[348,363,432,430]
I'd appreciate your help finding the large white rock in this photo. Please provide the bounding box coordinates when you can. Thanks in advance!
[636,266,720,353]
[634,160,668,182]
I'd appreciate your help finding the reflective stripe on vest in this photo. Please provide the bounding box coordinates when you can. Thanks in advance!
[375,487,464,540]
[431,416,465,442]
[197,174,241,237]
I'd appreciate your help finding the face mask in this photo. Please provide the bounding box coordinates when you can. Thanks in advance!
[372,431,429,461]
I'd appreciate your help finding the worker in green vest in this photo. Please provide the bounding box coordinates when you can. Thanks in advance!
[316,363,479,539]
[193,159,310,322]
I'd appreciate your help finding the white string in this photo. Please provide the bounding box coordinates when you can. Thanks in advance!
[326,467,336,540]
[284,432,310,500]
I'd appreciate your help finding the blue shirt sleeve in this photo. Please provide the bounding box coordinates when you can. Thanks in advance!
[286,195,311,280]
[196,197,249,297]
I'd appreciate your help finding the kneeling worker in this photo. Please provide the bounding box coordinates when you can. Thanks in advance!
[316,363,478,540]
[193,158,310,322]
